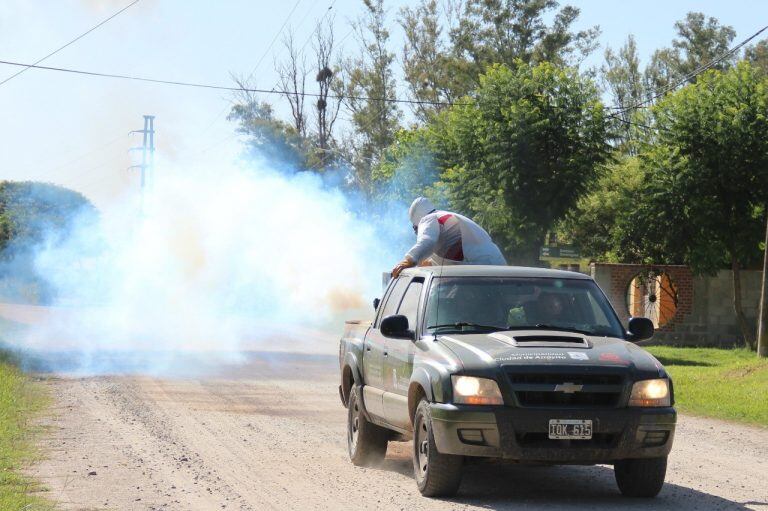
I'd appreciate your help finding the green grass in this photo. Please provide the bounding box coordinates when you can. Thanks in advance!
[646,346,768,426]
[0,351,52,511]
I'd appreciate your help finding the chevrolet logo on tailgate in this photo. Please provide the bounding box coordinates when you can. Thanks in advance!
[554,382,583,393]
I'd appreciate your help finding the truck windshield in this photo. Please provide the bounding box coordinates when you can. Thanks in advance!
[425,277,624,338]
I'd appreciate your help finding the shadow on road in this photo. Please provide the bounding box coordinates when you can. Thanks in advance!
[377,455,755,510]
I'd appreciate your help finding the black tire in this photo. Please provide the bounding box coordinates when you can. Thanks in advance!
[614,457,667,498]
[412,399,463,497]
[347,386,388,466]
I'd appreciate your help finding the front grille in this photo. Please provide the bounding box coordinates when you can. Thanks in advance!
[515,432,618,449]
[509,374,623,385]
[507,370,625,409]
[516,391,619,407]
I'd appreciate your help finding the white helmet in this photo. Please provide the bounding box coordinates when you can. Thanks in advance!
[409,197,436,227]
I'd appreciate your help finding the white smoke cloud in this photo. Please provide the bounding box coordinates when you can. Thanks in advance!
[11,156,406,374]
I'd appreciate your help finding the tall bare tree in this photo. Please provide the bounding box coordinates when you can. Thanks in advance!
[313,16,343,167]
[276,30,308,139]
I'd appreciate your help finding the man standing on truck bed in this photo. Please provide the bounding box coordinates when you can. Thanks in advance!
[391,197,506,277]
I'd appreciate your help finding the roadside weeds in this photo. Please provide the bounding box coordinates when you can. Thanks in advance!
[0,351,54,511]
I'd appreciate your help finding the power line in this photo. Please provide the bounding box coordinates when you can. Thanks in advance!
[244,0,303,83]
[196,0,305,138]
[0,58,459,107]
[0,0,141,87]
[612,23,768,114]
[606,112,669,135]
[298,1,337,53]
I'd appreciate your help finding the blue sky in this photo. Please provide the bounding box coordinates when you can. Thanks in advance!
[0,0,766,208]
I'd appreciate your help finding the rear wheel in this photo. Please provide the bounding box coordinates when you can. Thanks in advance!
[614,457,667,498]
[413,399,463,497]
[347,386,388,466]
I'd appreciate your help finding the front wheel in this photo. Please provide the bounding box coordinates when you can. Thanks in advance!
[614,457,667,498]
[347,386,388,466]
[412,399,463,497]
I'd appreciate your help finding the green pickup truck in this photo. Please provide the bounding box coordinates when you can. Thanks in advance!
[338,266,675,497]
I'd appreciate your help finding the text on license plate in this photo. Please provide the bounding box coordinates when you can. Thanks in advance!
[548,419,593,439]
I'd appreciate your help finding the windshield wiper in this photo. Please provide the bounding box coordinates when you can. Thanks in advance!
[428,322,505,332]
[505,324,595,336]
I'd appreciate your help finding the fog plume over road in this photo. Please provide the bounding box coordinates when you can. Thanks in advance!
[9,156,407,374]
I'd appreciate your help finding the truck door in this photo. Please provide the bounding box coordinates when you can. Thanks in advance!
[383,278,424,430]
[363,276,409,420]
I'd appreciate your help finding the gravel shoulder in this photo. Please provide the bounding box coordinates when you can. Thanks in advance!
[26,352,768,511]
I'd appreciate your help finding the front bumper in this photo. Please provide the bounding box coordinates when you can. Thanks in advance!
[429,403,676,463]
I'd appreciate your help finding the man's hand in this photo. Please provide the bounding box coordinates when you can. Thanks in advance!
[391,257,416,277]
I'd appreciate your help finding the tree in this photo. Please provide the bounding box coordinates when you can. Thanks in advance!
[430,63,611,264]
[644,12,736,95]
[312,17,343,168]
[560,157,645,261]
[628,63,768,348]
[228,84,309,172]
[372,128,444,204]
[276,30,309,139]
[672,12,736,76]
[398,0,454,122]
[446,0,600,96]
[744,40,768,76]
[0,181,96,303]
[0,181,94,254]
[336,0,401,194]
[602,36,646,154]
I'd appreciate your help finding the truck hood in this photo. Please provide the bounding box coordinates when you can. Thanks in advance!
[436,330,667,378]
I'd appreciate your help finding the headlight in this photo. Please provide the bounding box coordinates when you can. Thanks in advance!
[629,378,671,407]
[451,376,503,405]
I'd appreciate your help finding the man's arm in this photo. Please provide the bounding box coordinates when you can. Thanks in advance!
[392,217,439,277]
[406,216,439,263]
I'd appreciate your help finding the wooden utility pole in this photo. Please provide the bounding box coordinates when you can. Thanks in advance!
[757,212,768,358]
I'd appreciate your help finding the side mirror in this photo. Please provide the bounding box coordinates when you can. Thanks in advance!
[373,298,380,311]
[627,317,654,342]
[380,314,413,339]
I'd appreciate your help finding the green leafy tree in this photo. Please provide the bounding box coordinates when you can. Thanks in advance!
[0,181,95,303]
[627,63,768,348]
[372,128,444,204]
[602,36,647,154]
[431,63,610,264]
[396,0,600,103]
[451,0,599,66]
[0,181,94,253]
[644,12,736,95]
[744,40,768,76]
[336,0,401,195]
[228,96,309,172]
[560,156,645,261]
[398,0,456,122]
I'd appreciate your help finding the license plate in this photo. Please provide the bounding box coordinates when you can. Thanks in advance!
[548,419,593,440]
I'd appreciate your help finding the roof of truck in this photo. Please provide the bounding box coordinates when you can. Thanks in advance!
[400,265,592,280]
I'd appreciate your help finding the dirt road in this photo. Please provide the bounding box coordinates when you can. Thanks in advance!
[27,352,768,511]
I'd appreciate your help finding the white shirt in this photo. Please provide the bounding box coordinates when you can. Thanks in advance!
[405,210,506,266]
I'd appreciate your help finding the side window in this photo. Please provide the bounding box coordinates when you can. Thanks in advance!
[376,277,409,327]
[397,280,424,331]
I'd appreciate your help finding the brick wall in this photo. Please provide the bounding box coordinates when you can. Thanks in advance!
[591,263,761,346]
